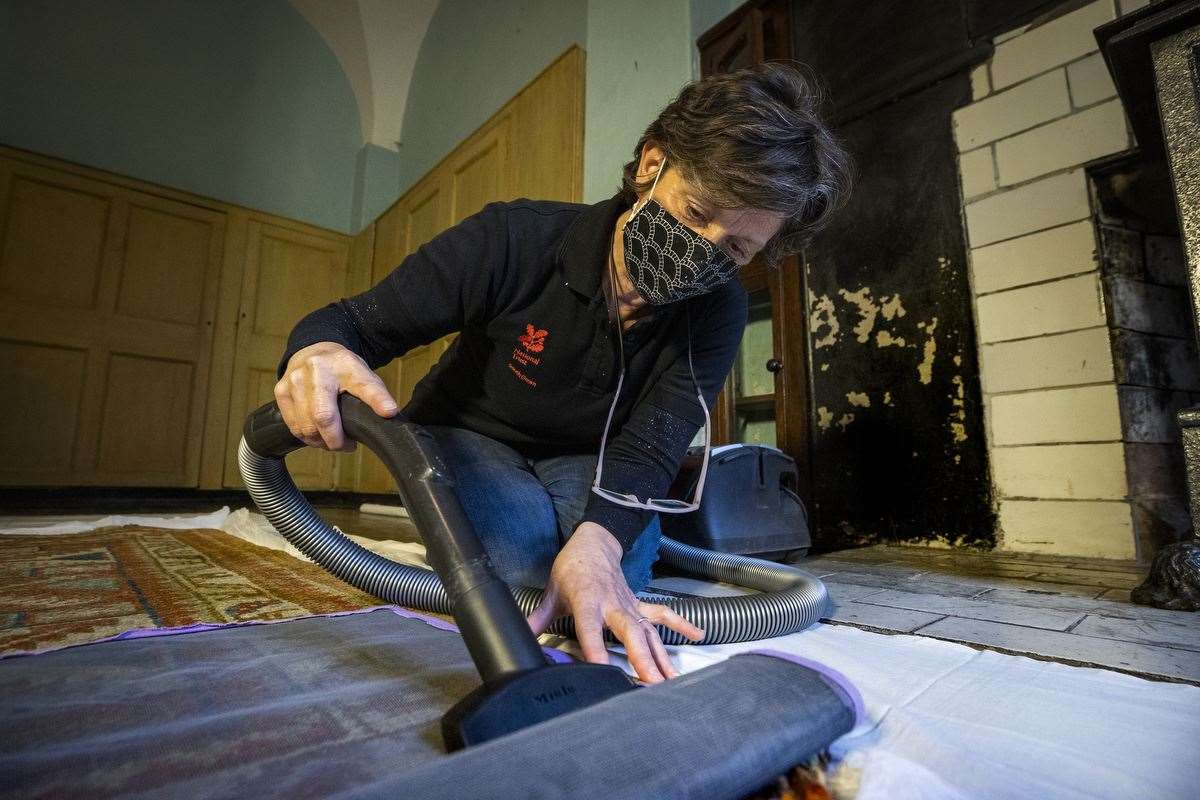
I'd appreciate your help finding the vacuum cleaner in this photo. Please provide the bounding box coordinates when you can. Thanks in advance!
[239,394,831,752]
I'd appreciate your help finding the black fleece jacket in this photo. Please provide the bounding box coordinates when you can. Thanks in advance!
[277,192,748,552]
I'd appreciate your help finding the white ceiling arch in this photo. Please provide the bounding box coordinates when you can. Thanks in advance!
[291,0,439,151]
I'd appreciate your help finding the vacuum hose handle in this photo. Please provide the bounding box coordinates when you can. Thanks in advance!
[242,400,306,458]
[242,394,548,681]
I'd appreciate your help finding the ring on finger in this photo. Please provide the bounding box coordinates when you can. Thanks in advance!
[635,616,651,626]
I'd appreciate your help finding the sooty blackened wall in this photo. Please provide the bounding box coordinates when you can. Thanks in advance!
[791,0,1002,547]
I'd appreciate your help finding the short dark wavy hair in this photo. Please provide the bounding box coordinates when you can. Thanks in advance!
[620,61,854,270]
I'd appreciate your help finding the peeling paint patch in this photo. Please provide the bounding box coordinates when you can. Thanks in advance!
[883,391,894,406]
[817,406,833,431]
[837,287,878,343]
[820,363,830,371]
[837,412,855,430]
[846,391,870,408]
[949,373,967,441]
[880,293,906,321]
[810,293,840,349]
[917,317,939,384]
[875,330,906,348]
[953,354,962,367]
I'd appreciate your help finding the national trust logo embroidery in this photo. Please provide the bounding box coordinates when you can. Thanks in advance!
[509,322,547,387]
[518,323,548,353]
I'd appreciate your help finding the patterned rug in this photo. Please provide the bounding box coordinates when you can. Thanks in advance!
[1,526,382,656]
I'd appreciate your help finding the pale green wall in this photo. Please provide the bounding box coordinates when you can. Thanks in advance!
[0,0,362,232]
[582,0,694,204]
[397,0,588,197]
[398,0,714,206]
[353,144,401,231]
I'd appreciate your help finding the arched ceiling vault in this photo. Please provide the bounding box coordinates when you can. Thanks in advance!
[291,0,439,151]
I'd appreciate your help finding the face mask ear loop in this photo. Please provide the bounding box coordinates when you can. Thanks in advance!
[633,155,667,217]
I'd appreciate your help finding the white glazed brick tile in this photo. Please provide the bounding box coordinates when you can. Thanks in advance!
[980,326,1114,394]
[964,170,1089,248]
[996,100,1130,186]
[953,70,1071,151]
[992,442,1128,500]
[998,499,1135,559]
[990,384,1122,446]
[976,273,1105,343]
[991,1,1117,90]
[1068,52,1118,107]
[959,146,997,199]
[970,220,1097,294]
[970,62,991,100]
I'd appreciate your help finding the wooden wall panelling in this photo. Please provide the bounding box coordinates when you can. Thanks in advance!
[336,220,376,493]
[356,196,406,494]
[449,111,517,224]
[514,46,585,202]
[357,171,453,493]
[0,155,226,486]
[221,216,349,490]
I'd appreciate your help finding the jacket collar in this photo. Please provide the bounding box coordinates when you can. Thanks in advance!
[556,192,630,300]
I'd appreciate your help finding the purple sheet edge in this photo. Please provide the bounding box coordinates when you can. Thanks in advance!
[741,648,866,726]
[1,604,575,665]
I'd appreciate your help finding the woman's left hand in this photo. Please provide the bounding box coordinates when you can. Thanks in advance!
[525,522,705,683]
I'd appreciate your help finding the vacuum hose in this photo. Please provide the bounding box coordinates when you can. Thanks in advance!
[239,396,828,648]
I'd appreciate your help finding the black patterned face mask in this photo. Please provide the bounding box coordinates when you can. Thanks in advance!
[621,158,739,306]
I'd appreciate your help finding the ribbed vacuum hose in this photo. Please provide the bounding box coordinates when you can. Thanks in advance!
[239,439,828,645]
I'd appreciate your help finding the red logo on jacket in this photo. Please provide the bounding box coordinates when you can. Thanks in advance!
[518,323,548,353]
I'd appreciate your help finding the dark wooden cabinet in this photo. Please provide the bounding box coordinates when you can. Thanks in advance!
[698,0,815,508]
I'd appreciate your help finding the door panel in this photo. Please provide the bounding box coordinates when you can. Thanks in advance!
[0,339,89,477]
[222,218,348,489]
[449,113,515,224]
[732,286,778,447]
[0,174,110,309]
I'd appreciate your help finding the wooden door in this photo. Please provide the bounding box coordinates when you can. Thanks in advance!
[712,256,812,496]
[0,156,225,487]
[699,0,813,504]
[222,216,349,490]
[697,0,791,77]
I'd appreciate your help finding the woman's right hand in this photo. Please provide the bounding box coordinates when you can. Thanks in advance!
[274,341,399,452]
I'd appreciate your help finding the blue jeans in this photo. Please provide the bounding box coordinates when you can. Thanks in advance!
[422,425,661,593]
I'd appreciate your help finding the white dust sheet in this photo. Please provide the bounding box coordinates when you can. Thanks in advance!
[3,509,1197,799]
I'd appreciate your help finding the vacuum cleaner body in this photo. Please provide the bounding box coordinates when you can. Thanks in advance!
[663,444,811,560]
